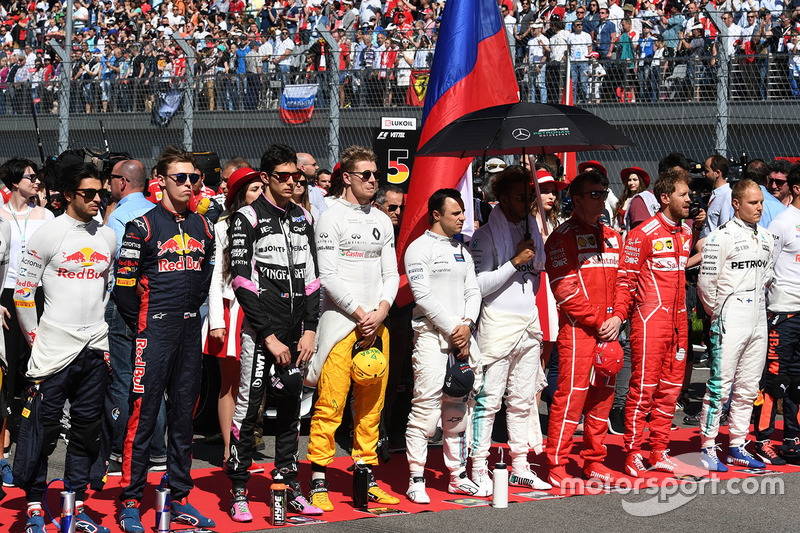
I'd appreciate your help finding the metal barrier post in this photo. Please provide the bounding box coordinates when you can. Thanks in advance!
[173,36,195,151]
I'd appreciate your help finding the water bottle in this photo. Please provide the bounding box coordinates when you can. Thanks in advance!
[353,456,370,509]
[269,473,287,526]
[155,473,171,532]
[60,490,76,533]
[492,455,509,509]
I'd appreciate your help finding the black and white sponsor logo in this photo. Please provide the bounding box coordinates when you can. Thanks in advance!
[512,128,531,140]
[231,248,247,258]
[351,233,361,240]
[120,248,140,259]
[152,312,167,319]
[232,238,246,247]
[372,227,381,240]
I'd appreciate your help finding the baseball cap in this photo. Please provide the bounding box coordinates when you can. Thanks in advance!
[593,341,624,378]
[486,158,507,173]
[269,363,303,399]
[443,350,475,397]
[351,337,387,386]
[225,167,261,210]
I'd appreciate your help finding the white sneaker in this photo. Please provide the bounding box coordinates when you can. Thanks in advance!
[406,476,430,504]
[447,470,480,495]
[471,468,493,497]
[510,465,552,490]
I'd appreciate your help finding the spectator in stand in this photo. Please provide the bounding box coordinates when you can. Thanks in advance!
[661,3,685,54]
[528,22,549,103]
[637,20,658,102]
[515,0,535,63]
[568,20,593,103]
[769,158,793,206]
[594,7,617,61]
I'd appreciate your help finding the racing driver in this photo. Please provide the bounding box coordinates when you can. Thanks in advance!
[545,171,622,486]
[606,170,693,476]
[698,178,773,471]
[115,146,216,531]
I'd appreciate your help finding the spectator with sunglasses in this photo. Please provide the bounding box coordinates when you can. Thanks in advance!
[305,146,400,511]
[373,184,405,237]
[114,146,216,532]
[768,158,793,207]
[13,162,116,533]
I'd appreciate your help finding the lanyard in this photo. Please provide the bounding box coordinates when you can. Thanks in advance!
[4,204,32,254]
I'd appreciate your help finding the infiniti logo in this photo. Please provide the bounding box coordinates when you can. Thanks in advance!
[512,128,531,140]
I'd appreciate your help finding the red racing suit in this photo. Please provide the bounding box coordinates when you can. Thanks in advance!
[612,212,691,455]
[545,216,621,466]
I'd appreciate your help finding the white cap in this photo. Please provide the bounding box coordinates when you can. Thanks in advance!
[486,158,507,173]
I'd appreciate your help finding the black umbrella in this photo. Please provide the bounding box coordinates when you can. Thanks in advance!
[415,102,633,236]
[416,102,633,158]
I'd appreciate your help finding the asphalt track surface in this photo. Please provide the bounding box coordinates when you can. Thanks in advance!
[12,365,799,532]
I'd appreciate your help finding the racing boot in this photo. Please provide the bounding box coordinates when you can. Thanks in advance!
[118,500,145,533]
[700,445,728,472]
[287,481,324,515]
[509,465,552,490]
[367,470,400,504]
[727,444,766,468]
[582,461,618,486]
[406,476,430,504]
[25,508,45,533]
[171,497,216,528]
[229,488,253,522]
[448,469,481,495]
[754,440,786,466]
[624,453,647,478]
[471,468,493,497]
[309,478,334,511]
[650,449,695,476]
[75,504,111,533]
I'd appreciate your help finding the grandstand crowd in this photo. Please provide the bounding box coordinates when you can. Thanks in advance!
[2,0,800,114]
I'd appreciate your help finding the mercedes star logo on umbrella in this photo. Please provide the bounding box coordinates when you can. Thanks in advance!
[512,128,531,141]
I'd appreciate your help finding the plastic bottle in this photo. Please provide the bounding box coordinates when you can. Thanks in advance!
[492,452,509,509]
[270,473,287,526]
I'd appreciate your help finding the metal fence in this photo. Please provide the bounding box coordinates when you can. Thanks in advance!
[2,41,799,193]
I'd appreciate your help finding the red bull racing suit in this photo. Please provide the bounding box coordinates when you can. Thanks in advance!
[612,213,691,455]
[225,196,319,489]
[114,203,215,503]
[545,216,621,467]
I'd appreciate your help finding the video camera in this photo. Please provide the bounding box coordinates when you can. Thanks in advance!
[686,159,711,220]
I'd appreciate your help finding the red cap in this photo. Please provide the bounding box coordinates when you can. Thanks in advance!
[578,160,607,177]
[226,167,261,210]
[620,166,650,189]
[594,341,624,378]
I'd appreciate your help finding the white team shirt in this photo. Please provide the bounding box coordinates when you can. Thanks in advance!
[315,198,399,315]
[404,230,481,335]
[767,204,800,312]
[14,213,117,378]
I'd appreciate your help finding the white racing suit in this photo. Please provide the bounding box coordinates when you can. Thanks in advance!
[698,216,774,448]
[469,207,546,471]
[404,230,482,477]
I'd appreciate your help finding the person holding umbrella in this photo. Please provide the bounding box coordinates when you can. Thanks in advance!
[545,171,623,486]
[469,166,551,495]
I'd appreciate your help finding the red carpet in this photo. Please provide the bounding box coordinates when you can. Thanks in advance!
[2,424,800,531]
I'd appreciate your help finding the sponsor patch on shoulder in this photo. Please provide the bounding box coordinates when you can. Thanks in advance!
[454,253,465,262]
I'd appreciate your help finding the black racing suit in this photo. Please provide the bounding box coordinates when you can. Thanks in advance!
[114,203,215,502]
[225,196,319,489]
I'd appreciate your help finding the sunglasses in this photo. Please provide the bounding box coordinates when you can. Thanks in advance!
[22,173,41,183]
[582,189,610,200]
[348,169,380,181]
[386,203,404,212]
[76,188,110,200]
[110,173,130,182]
[166,172,201,184]
[769,178,787,186]
[295,180,308,187]
[271,171,302,182]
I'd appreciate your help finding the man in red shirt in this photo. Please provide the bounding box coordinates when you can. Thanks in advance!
[545,171,622,486]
